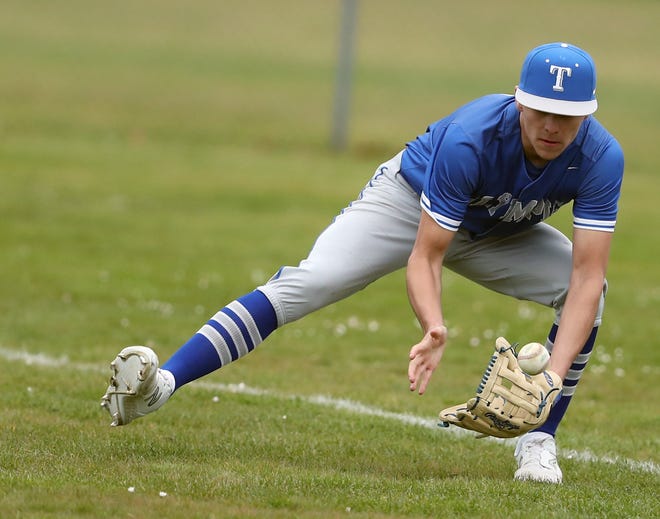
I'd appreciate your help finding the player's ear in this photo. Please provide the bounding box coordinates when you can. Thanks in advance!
[514,86,524,112]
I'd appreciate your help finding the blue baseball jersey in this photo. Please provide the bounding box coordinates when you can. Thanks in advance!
[400,94,624,239]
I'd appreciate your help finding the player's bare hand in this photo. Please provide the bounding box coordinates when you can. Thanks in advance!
[408,325,447,395]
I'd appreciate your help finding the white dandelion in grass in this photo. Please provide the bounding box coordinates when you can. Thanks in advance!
[347,316,361,329]
[334,323,347,336]
[517,303,536,320]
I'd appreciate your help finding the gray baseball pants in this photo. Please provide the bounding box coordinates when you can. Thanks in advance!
[259,151,605,328]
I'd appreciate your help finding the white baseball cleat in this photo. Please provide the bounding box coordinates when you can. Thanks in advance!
[514,431,563,484]
[100,346,174,426]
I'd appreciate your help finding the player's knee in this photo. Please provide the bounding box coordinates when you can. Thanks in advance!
[262,264,362,323]
[553,278,608,326]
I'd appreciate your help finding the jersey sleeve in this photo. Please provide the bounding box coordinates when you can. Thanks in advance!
[573,140,624,232]
[421,124,479,232]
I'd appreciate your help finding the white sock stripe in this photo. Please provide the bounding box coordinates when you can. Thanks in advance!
[226,300,263,347]
[566,366,587,380]
[574,351,592,364]
[198,324,233,366]
[562,385,577,397]
[210,311,250,358]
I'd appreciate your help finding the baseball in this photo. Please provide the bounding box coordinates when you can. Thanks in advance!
[517,342,550,375]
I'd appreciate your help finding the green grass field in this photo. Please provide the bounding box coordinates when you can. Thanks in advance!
[1,1,658,517]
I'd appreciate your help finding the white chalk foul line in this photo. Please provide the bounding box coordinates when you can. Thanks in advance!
[1,346,657,476]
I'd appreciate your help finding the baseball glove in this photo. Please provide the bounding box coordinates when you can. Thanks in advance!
[438,337,562,438]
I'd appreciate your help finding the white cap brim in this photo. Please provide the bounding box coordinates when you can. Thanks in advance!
[515,89,597,116]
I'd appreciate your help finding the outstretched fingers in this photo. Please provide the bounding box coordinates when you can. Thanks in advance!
[407,326,447,395]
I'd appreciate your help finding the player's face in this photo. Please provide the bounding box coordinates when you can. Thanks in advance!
[517,104,586,168]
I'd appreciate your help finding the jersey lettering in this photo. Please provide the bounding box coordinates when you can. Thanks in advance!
[468,193,512,216]
[470,194,565,222]
[502,200,540,221]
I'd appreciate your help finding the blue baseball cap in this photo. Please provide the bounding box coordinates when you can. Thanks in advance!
[515,42,597,116]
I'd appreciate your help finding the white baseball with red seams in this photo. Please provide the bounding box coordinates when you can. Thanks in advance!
[517,342,550,375]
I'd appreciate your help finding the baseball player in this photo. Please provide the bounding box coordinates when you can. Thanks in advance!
[101,42,624,484]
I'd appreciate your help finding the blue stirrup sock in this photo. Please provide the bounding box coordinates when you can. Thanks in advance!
[536,324,598,436]
[162,289,278,390]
